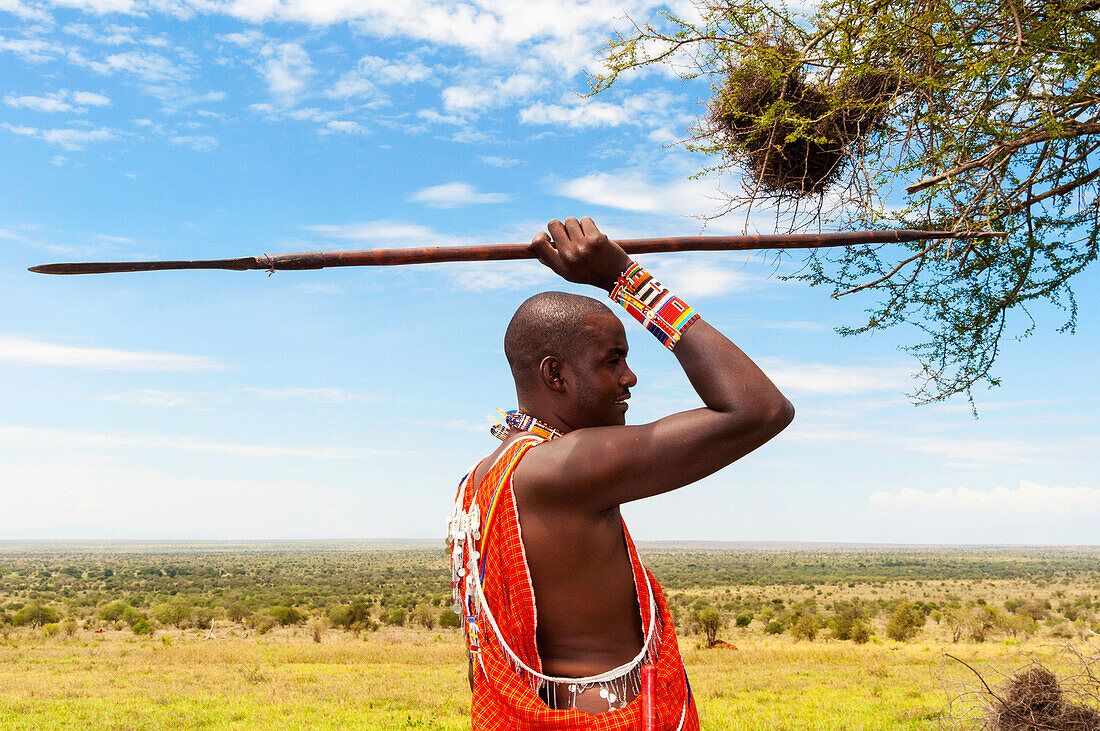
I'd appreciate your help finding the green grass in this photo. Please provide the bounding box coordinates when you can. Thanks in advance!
[1,627,1074,729]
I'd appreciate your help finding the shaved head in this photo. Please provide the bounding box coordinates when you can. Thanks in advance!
[504,291,614,391]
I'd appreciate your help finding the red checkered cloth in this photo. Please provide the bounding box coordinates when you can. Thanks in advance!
[455,437,699,730]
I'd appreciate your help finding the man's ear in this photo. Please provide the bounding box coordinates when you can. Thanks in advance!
[538,355,566,393]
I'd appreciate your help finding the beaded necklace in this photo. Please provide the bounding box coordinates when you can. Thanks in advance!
[489,408,564,442]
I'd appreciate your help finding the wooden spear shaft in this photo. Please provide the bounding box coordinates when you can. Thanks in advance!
[28,229,998,275]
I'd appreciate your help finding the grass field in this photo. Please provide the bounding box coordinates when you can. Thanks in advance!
[2,542,1097,729]
[0,625,1080,729]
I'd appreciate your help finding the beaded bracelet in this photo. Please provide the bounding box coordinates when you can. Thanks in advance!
[609,261,700,351]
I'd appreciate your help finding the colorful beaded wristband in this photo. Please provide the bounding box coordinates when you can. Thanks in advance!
[609,261,700,351]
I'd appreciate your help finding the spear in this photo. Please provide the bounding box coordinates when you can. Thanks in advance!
[28,229,1000,275]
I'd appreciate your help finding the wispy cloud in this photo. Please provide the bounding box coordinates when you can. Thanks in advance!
[869,480,1100,514]
[759,359,913,395]
[2,122,119,150]
[242,387,379,404]
[409,182,510,208]
[0,334,222,371]
[0,424,396,459]
[302,219,460,246]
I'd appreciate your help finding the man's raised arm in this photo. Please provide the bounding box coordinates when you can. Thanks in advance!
[518,216,794,511]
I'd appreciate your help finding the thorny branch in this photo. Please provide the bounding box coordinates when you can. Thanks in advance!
[590,0,1100,405]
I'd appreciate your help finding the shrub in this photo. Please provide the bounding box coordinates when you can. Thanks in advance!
[190,607,214,630]
[13,602,61,627]
[307,618,324,643]
[383,609,406,627]
[792,612,817,641]
[764,620,785,635]
[42,622,61,637]
[886,603,925,642]
[155,601,192,628]
[411,605,436,630]
[850,621,871,644]
[268,606,304,626]
[60,618,78,637]
[735,613,753,628]
[132,619,153,636]
[439,609,461,629]
[226,601,251,623]
[252,615,276,635]
[697,609,722,646]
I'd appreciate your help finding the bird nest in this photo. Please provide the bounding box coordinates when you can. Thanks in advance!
[985,666,1100,730]
[708,41,900,198]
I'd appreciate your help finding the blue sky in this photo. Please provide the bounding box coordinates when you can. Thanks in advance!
[1,0,1097,544]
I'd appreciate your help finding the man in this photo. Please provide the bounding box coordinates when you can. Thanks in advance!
[448,217,793,729]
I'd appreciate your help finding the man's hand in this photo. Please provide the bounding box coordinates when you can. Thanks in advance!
[530,217,633,292]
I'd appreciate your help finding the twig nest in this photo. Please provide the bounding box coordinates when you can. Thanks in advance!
[708,39,900,197]
[985,665,1100,730]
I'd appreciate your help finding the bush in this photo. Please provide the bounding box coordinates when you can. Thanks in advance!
[383,608,406,627]
[268,606,304,626]
[850,621,871,644]
[792,612,817,641]
[226,601,251,623]
[886,603,925,642]
[132,618,153,636]
[155,601,192,629]
[735,613,753,628]
[411,605,436,630]
[13,602,61,627]
[832,605,864,640]
[191,607,214,630]
[764,620,785,635]
[60,618,78,637]
[252,615,276,635]
[307,618,324,643]
[42,622,61,638]
[439,608,461,629]
[697,609,722,646]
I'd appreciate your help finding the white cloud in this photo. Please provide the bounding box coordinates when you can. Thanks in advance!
[302,219,461,246]
[101,389,209,408]
[0,424,390,460]
[241,387,378,404]
[72,90,111,106]
[84,50,186,82]
[2,122,118,149]
[648,257,755,298]
[3,94,72,112]
[558,169,725,214]
[869,480,1100,515]
[62,22,138,44]
[168,133,218,150]
[329,53,432,98]
[0,0,52,22]
[409,181,510,208]
[322,119,366,134]
[0,334,222,370]
[481,155,519,167]
[442,73,543,114]
[0,37,62,63]
[262,41,312,101]
[759,359,913,395]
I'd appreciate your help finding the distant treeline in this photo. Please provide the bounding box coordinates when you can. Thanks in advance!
[1,542,1098,645]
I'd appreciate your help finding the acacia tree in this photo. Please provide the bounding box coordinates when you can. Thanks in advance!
[592,0,1099,404]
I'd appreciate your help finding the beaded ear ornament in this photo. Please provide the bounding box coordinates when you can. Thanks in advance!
[488,408,563,442]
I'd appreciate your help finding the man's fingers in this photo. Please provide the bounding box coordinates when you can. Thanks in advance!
[564,217,584,241]
[579,216,600,237]
[546,219,567,246]
[530,230,563,270]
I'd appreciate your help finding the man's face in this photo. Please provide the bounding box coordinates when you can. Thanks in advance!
[564,312,637,428]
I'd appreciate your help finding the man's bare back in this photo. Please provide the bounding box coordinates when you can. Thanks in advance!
[470,433,644,711]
